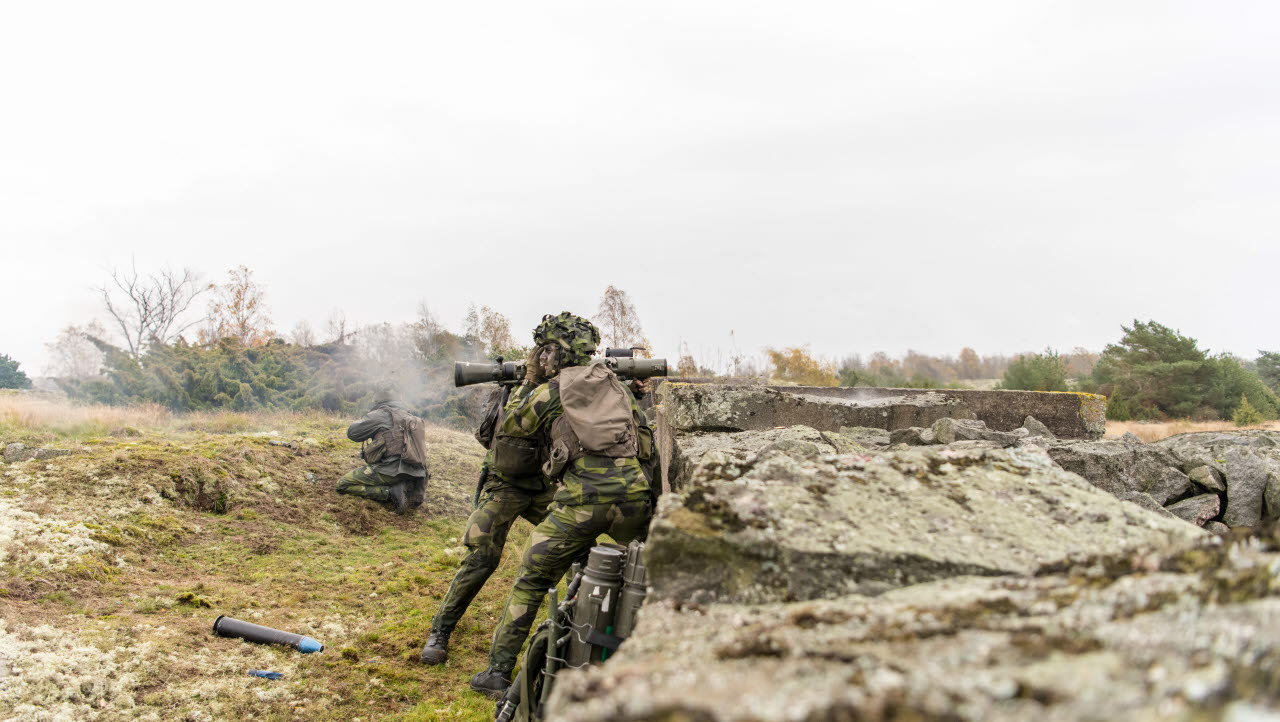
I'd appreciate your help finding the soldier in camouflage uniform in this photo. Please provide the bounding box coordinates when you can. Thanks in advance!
[336,389,428,514]
[469,313,655,699]
[418,381,557,665]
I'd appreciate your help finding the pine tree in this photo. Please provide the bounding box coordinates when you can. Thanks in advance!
[1233,394,1264,427]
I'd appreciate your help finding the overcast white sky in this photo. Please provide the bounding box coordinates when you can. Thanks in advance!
[2,1,1277,374]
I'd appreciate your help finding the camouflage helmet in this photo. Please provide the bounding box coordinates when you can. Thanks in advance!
[533,312,600,367]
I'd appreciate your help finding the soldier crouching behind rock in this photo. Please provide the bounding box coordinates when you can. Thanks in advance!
[336,387,429,515]
[468,312,656,699]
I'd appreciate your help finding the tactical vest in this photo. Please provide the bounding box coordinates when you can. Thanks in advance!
[542,361,637,479]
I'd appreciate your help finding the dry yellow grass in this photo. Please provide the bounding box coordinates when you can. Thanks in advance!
[1105,419,1280,443]
[0,392,171,438]
[0,392,346,442]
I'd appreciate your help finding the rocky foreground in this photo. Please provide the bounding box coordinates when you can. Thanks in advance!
[547,386,1280,721]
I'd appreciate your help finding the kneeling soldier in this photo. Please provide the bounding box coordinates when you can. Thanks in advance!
[336,388,428,514]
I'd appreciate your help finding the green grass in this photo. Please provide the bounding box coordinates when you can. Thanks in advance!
[0,401,520,721]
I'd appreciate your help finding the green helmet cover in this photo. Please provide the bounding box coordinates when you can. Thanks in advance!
[533,312,600,367]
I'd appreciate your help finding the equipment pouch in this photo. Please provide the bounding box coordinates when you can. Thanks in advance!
[541,439,571,479]
[361,437,387,465]
[492,435,541,477]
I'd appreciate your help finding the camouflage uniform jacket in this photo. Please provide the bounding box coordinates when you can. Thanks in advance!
[346,403,428,479]
[496,377,654,505]
[483,384,550,491]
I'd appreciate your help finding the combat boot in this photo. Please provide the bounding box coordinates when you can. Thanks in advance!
[419,628,450,665]
[469,668,511,699]
[387,482,410,515]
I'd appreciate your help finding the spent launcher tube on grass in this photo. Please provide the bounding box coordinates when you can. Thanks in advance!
[212,616,324,653]
[454,347,668,388]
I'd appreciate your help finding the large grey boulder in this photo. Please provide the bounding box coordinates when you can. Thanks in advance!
[664,426,870,493]
[646,444,1201,605]
[1153,431,1280,527]
[1047,440,1190,504]
[1165,493,1221,526]
[549,540,1280,722]
[931,417,1021,446]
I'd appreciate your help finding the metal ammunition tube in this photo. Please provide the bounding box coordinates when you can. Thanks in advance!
[565,545,625,667]
[212,616,324,653]
[614,540,648,639]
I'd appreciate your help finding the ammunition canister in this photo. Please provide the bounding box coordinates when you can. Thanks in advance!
[614,540,648,639]
[566,545,625,667]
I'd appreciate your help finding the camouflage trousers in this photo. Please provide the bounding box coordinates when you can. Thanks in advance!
[335,465,425,507]
[487,498,651,673]
[430,478,557,635]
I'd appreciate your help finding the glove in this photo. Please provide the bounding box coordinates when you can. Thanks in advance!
[524,345,547,385]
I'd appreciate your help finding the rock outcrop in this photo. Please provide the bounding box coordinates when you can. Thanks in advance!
[2,443,72,463]
[549,538,1280,721]
[647,441,1200,606]
[543,385,1280,721]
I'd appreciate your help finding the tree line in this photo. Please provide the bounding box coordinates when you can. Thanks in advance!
[13,264,654,429]
[4,264,1274,427]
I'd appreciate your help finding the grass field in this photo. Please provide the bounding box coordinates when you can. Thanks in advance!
[1104,418,1280,443]
[0,393,519,721]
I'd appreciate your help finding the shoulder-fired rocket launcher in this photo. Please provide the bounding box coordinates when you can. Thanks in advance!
[453,347,668,388]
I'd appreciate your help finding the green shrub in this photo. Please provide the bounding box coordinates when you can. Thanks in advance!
[0,354,31,389]
[999,350,1068,392]
[1086,320,1279,421]
[1234,395,1265,426]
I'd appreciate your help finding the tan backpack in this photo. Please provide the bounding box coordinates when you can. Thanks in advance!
[367,406,428,467]
[543,361,637,478]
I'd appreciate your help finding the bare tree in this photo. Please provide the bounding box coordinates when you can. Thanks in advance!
[464,304,516,358]
[324,310,351,344]
[200,265,274,346]
[593,286,650,353]
[98,261,210,358]
[44,321,109,378]
[290,320,316,347]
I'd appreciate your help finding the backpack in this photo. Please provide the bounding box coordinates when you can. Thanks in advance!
[542,361,637,478]
[364,406,428,467]
[474,385,506,450]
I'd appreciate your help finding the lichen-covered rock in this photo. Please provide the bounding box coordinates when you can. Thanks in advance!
[1116,491,1177,519]
[1165,493,1222,526]
[889,427,933,446]
[1154,432,1280,527]
[3,443,34,463]
[3,444,71,463]
[1189,465,1227,493]
[32,448,71,460]
[1047,440,1189,504]
[1022,415,1057,441]
[646,445,1201,605]
[664,426,868,493]
[931,417,1021,446]
[548,537,1280,722]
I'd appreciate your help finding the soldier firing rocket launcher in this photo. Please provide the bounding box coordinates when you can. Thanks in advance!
[453,347,668,388]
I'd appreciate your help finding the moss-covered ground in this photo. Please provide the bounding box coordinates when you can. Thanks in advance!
[0,400,527,721]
